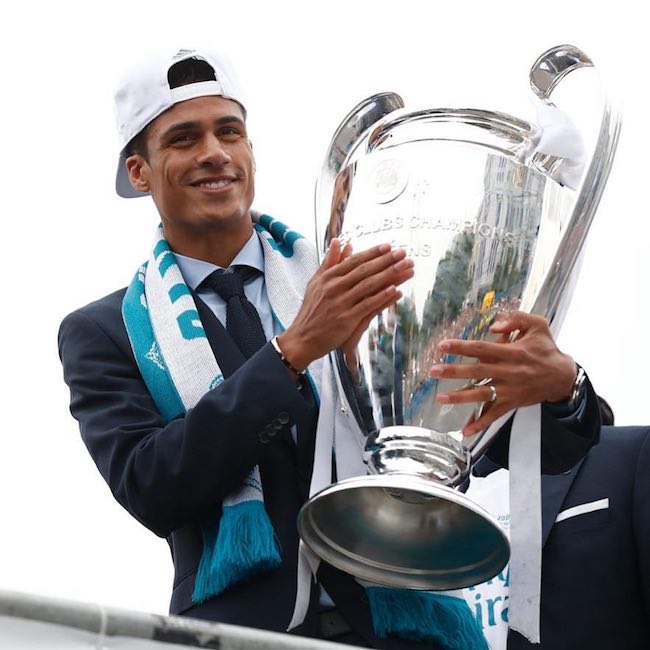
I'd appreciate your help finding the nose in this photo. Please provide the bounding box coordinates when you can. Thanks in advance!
[196,133,232,166]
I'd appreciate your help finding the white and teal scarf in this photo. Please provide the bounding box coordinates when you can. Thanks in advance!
[122,213,487,649]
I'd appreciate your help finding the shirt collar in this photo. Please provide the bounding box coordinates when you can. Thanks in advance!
[174,230,264,291]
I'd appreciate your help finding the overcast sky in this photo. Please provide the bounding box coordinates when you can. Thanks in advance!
[1,0,647,617]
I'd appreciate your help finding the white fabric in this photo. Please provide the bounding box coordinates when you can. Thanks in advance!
[288,353,338,630]
[508,404,542,644]
[524,104,587,191]
[170,79,223,103]
[464,469,511,650]
[145,239,220,410]
[465,405,543,645]
[555,498,608,523]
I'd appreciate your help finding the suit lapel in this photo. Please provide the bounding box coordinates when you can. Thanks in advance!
[540,459,584,546]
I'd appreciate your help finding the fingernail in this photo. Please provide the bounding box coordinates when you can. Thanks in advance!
[429,365,444,377]
[379,243,391,253]
[391,247,406,260]
[395,259,413,271]
[437,394,451,403]
[438,340,451,351]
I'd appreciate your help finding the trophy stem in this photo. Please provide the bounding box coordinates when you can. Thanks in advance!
[365,425,472,488]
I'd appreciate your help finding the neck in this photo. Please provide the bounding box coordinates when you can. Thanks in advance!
[164,220,254,267]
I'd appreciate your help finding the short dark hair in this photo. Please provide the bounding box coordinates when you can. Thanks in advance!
[597,395,615,426]
[124,57,217,159]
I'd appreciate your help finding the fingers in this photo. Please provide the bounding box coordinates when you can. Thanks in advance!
[436,382,496,406]
[432,382,511,436]
[325,242,390,274]
[326,243,405,284]
[463,404,511,436]
[340,241,353,261]
[490,311,548,336]
[349,285,403,324]
[323,244,414,313]
[348,258,414,306]
[321,237,343,271]
[436,338,510,363]
[344,294,401,353]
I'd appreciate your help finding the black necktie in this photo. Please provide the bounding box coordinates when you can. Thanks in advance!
[202,266,267,358]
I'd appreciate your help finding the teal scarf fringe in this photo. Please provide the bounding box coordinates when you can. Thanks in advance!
[367,587,488,649]
[193,501,282,602]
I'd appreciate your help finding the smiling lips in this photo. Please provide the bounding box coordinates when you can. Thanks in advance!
[193,177,237,190]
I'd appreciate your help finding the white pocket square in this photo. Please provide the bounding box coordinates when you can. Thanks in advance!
[555,498,609,524]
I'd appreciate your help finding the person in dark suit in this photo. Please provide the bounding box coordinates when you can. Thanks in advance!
[470,395,649,649]
[59,48,601,648]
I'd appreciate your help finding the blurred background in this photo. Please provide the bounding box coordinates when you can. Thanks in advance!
[0,0,646,616]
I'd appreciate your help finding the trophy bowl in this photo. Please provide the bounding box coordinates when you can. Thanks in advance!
[297,44,620,590]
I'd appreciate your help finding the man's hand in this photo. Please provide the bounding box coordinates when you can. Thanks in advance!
[430,312,577,436]
[278,239,414,371]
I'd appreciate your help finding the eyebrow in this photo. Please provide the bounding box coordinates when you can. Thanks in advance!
[161,115,246,139]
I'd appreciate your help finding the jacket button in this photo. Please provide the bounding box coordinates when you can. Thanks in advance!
[259,424,276,443]
[278,412,290,425]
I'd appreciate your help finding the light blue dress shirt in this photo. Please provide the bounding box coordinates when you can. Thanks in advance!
[174,231,280,340]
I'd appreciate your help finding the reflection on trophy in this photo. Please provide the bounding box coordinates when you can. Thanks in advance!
[298,45,620,590]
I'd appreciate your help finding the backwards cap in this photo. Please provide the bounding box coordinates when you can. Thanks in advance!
[114,48,246,198]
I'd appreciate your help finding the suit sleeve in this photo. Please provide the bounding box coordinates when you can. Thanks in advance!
[486,373,601,474]
[633,429,650,619]
[58,307,313,538]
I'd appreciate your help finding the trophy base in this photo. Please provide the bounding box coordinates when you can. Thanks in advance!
[297,473,510,590]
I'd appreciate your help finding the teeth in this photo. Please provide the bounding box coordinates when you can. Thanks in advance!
[198,179,232,189]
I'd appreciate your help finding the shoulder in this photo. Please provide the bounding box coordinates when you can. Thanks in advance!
[594,425,650,455]
[573,425,650,483]
[59,288,131,360]
[60,288,127,329]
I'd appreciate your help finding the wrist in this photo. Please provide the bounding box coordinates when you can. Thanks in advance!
[565,363,586,411]
[547,361,586,411]
[275,332,310,375]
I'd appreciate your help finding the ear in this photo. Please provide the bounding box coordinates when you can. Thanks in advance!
[125,155,151,194]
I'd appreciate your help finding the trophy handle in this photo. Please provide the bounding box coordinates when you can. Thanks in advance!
[527,45,622,327]
[314,92,404,255]
[529,44,594,100]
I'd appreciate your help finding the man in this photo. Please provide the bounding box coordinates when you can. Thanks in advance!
[58,48,601,648]
[468,415,650,649]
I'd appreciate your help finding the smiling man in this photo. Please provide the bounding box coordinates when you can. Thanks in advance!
[58,48,602,650]
[59,47,422,648]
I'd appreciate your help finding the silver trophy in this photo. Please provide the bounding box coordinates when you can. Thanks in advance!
[298,45,620,590]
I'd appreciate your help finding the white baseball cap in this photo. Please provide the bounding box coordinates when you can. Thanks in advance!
[114,47,247,198]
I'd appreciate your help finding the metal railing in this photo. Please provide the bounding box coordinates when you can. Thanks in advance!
[0,589,357,649]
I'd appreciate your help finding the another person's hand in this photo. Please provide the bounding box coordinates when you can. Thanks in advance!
[430,311,577,436]
[278,240,414,371]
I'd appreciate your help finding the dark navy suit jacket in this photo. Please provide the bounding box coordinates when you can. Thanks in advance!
[59,286,601,649]
[475,425,650,649]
